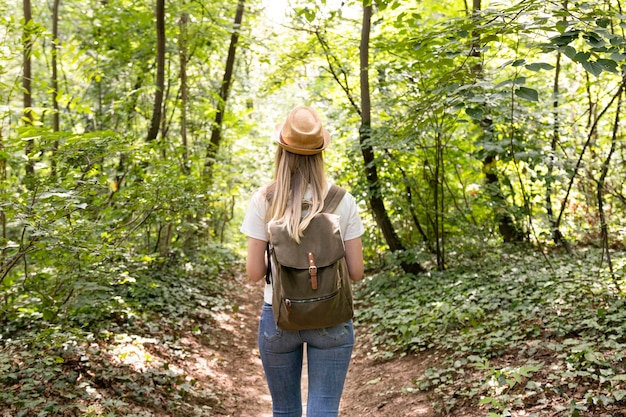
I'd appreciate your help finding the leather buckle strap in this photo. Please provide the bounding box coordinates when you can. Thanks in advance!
[308,252,318,290]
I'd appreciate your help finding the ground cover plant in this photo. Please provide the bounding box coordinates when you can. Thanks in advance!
[0,251,237,417]
[354,246,626,416]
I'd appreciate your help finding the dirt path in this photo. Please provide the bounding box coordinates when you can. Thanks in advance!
[200,273,437,417]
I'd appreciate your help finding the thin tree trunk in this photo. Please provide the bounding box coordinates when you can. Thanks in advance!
[545,48,570,251]
[545,1,567,247]
[556,75,626,228]
[205,0,246,176]
[470,0,522,243]
[147,0,166,142]
[159,58,172,148]
[392,153,432,252]
[0,131,5,254]
[51,0,60,133]
[23,0,35,177]
[435,131,445,269]
[179,5,190,173]
[595,92,621,292]
[50,0,61,178]
[360,3,424,274]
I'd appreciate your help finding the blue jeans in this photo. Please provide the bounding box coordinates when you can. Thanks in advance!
[258,303,354,417]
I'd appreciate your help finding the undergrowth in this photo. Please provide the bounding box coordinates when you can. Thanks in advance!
[0,248,238,417]
[354,247,626,417]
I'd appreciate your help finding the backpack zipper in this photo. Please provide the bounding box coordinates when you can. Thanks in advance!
[285,289,339,307]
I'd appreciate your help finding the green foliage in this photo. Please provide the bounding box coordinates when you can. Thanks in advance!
[355,247,626,414]
[0,251,235,417]
[3,0,626,415]
[0,123,243,338]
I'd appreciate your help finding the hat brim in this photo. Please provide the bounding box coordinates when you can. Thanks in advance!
[273,123,330,156]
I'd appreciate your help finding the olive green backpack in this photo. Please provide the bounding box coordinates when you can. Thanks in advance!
[266,185,353,331]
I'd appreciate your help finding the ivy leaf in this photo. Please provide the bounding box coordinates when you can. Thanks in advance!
[515,87,539,102]
[525,62,555,71]
[614,390,626,401]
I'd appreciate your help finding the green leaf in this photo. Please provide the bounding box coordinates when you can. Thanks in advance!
[613,390,626,401]
[596,18,610,28]
[297,7,316,22]
[525,62,555,71]
[562,45,577,59]
[611,52,626,61]
[515,87,539,102]
[479,397,496,405]
[465,107,484,121]
[555,20,569,33]
[511,59,526,67]
[482,34,499,44]
[495,79,512,88]
[573,52,591,63]
[597,59,618,73]
[519,364,542,376]
[584,32,605,48]
[513,76,527,85]
[582,60,604,77]
[550,30,580,46]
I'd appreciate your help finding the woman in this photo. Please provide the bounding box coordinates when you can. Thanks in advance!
[240,105,364,416]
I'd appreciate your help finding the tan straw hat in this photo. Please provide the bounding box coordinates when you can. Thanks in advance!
[273,106,330,155]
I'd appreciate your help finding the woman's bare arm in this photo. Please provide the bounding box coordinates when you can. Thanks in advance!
[344,237,364,282]
[246,237,268,282]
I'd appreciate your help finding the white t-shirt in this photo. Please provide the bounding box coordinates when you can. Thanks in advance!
[240,184,364,304]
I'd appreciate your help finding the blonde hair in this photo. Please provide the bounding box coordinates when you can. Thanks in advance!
[266,148,328,243]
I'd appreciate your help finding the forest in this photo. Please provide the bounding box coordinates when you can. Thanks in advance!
[1,0,625,415]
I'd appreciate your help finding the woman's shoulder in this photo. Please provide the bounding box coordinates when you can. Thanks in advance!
[250,183,274,200]
[327,184,358,211]
[246,185,272,210]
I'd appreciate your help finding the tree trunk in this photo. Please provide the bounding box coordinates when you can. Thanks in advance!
[595,92,621,292]
[51,0,60,133]
[0,131,5,250]
[545,1,570,248]
[205,0,246,176]
[50,0,61,178]
[360,3,424,275]
[23,0,35,177]
[556,75,626,231]
[545,46,570,251]
[179,5,190,173]
[470,0,523,243]
[434,131,445,269]
[146,0,166,142]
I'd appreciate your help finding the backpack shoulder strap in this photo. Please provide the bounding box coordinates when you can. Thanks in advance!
[265,183,276,203]
[322,185,346,214]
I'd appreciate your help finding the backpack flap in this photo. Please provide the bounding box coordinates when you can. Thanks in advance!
[269,213,345,269]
